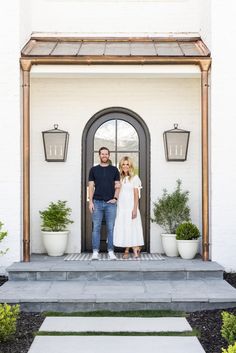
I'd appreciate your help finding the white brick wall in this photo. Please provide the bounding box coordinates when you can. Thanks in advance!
[30,0,202,34]
[30,77,201,254]
[210,0,236,272]
[0,2,21,272]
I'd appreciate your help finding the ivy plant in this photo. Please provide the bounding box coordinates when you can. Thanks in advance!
[0,222,8,256]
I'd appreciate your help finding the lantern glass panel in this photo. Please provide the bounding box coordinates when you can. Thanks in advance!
[44,132,67,161]
[165,132,189,161]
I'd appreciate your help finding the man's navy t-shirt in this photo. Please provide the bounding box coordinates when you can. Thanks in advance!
[89,165,120,202]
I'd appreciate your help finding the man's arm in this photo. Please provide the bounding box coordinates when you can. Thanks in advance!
[88,181,95,213]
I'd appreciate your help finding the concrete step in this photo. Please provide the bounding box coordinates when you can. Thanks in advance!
[0,279,236,312]
[39,317,192,332]
[28,336,206,353]
[7,255,224,281]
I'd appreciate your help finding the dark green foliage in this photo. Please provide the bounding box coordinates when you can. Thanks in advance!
[0,304,20,342]
[176,222,200,240]
[151,179,190,233]
[39,200,73,232]
[221,311,236,345]
[222,343,236,353]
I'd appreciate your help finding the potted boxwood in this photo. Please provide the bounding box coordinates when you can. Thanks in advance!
[39,200,73,256]
[176,222,200,259]
[152,179,190,257]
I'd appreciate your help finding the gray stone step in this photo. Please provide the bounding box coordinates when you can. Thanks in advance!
[7,255,224,281]
[39,317,192,332]
[28,336,206,353]
[0,279,236,312]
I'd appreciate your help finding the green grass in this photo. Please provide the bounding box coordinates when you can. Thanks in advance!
[37,329,199,337]
[44,310,186,318]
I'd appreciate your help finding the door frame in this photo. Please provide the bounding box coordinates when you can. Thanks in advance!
[81,106,151,252]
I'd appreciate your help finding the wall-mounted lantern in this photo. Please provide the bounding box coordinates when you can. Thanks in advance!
[42,124,69,162]
[163,124,190,161]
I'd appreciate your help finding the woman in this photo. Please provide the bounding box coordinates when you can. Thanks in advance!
[113,156,144,259]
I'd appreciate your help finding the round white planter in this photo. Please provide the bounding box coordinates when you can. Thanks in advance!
[177,239,199,260]
[161,233,179,257]
[42,231,69,256]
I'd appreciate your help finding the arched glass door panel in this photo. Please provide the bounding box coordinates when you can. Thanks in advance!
[94,119,139,170]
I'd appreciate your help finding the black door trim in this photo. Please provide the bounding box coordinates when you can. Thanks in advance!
[81,107,151,252]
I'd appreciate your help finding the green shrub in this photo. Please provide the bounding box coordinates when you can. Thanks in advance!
[39,200,73,232]
[0,304,20,342]
[176,222,200,240]
[0,222,8,256]
[221,311,236,345]
[151,179,190,234]
[222,343,236,353]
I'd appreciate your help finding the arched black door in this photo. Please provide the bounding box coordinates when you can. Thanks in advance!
[81,107,150,252]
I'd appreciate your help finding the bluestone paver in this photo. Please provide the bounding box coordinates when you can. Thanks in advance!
[39,317,192,332]
[28,336,206,353]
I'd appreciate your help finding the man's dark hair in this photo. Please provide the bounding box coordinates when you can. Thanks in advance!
[99,147,110,155]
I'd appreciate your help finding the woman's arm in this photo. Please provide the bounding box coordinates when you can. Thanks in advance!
[132,188,139,219]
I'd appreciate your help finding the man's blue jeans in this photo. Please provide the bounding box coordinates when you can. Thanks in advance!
[92,200,117,251]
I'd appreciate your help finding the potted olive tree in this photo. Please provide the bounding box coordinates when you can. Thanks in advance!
[152,179,190,257]
[39,200,73,256]
[176,222,200,259]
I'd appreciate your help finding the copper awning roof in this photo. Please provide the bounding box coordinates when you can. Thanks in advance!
[21,37,210,58]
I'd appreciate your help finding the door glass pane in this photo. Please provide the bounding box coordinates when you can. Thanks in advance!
[94,152,116,166]
[117,120,139,151]
[117,152,139,175]
[94,120,115,151]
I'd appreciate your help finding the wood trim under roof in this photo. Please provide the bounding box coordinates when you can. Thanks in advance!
[21,36,211,59]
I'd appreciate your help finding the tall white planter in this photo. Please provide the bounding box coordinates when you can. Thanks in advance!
[161,233,179,257]
[177,239,199,259]
[42,231,69,256]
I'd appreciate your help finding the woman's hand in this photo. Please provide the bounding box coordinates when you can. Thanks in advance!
[132,209,137,219]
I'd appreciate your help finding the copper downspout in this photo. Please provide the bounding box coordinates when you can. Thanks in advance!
[200,60,211,261]
[21,60,31,262]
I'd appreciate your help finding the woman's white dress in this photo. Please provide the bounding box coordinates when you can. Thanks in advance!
[113,175,144,247]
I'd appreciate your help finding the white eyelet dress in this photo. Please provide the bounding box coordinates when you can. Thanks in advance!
[113,175,144,248]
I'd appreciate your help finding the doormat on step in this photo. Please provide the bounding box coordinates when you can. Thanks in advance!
[64,253,165,261]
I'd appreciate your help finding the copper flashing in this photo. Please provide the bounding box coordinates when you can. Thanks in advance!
[21,37,210,58]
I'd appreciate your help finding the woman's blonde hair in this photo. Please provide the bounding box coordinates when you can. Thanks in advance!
[119,156,135,180]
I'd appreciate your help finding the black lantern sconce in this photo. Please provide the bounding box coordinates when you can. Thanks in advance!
[163,124,190,161]
[42,124,69,162]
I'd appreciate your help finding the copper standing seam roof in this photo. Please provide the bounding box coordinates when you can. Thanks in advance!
[21,37,210,59]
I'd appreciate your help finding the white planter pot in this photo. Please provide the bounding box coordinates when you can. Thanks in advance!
[42,231,69,256]
[161,233,179,257]
[177,239,199,260]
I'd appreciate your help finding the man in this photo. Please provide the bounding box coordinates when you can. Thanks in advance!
[88,147,120,260]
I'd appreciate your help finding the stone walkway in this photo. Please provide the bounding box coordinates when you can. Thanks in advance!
[28,316,206,353]
[1,279,236,312]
